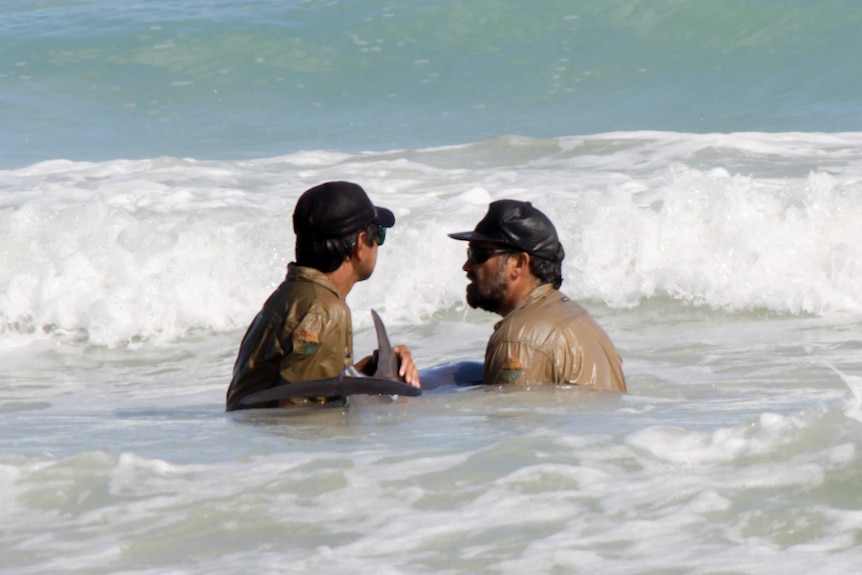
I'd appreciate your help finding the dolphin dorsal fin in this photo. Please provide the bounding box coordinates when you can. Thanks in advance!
[370,309,399,380]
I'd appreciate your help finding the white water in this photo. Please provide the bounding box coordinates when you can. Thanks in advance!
[3,132,861,347]
[3,132,862,574]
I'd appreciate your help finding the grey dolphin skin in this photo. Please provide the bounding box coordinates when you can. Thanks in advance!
[238,310,421,406]
[418,360,484,390]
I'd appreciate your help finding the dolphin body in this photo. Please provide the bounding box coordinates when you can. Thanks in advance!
[418,360,484,390]
[238,309,421,406]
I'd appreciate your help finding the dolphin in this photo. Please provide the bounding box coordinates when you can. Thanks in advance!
[238,309,421,406]
[418,360,484,390]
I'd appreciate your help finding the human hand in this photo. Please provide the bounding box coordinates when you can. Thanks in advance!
[393,345,421,388]
[355,350,378,376]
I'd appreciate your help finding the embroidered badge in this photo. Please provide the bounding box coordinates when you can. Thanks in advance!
[293,330,321,356]
[500,357,525,383]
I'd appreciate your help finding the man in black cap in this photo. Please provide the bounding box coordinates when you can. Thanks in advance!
[449,200,626,392]
[226,181,419,411]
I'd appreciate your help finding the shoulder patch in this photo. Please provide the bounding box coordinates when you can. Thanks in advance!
[500,357,525,383]
[293,329,321,356]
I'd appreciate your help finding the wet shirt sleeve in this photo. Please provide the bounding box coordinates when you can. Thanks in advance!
[279,308,349,383]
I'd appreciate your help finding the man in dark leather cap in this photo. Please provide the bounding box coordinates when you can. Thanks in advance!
[226,181,420,411]
[449,200,626,392]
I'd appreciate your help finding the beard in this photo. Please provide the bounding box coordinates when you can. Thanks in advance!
[466,265,509,313]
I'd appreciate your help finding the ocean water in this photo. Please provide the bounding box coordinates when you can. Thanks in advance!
[2,1,862,574]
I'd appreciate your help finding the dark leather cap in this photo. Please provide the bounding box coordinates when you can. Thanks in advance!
[449,199,565,262]
[293,181,395,238]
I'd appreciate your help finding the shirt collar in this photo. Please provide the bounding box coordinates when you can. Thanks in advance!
[494,283,557,328]
[286,262,343,299]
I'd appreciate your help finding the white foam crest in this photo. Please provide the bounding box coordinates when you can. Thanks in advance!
[3,133,862,346]
[624,409,842,468]
[827,364,862,422]
[0,157,310,346]
[568,166,862,312]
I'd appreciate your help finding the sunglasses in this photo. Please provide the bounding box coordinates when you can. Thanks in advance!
[373,226,387,246]
[467,246,514,265]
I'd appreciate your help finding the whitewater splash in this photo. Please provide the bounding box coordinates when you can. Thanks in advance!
[2,132,861,347]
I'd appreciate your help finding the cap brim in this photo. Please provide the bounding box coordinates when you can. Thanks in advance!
[372,206,395,228]
[448,231,501,242]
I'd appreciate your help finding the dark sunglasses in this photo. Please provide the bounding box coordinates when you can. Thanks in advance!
[373,226,387,246]
[467,246,514,265]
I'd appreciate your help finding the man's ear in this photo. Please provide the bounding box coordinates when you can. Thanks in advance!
[353,230,369,258]
[508,252,530,279]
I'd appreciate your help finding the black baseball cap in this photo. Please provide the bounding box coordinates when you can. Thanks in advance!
[293,181,395,238]
[448,199,565,263]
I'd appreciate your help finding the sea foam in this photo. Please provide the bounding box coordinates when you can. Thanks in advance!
[2,133,861,346]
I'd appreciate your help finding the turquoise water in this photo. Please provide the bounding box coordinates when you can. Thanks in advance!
[3,0,862,167]
[3,2,862,574]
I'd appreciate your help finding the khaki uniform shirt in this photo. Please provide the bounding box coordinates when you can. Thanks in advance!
[225,264,354,411]
[485,284,626,392]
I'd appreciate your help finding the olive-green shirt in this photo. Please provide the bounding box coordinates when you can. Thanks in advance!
[484,284,626,392]
[225,264,354,411]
